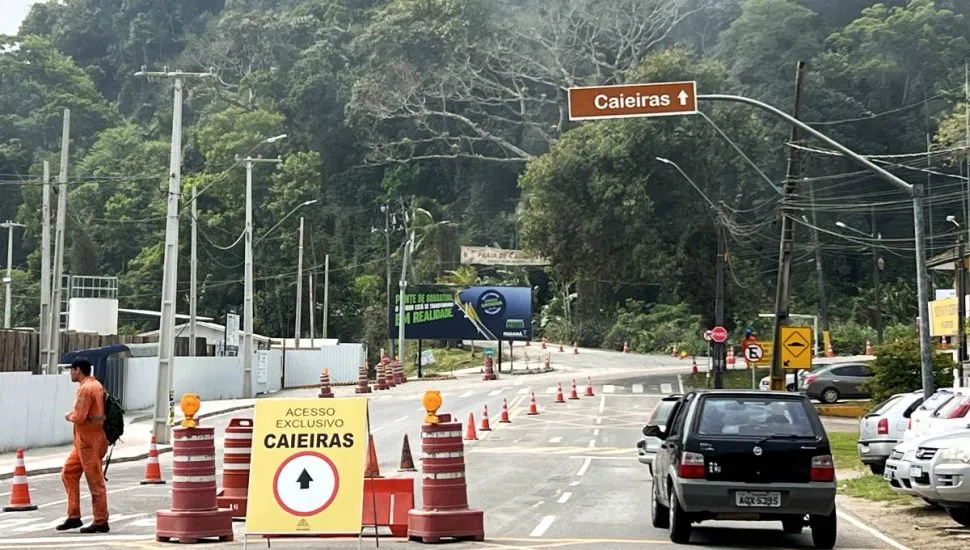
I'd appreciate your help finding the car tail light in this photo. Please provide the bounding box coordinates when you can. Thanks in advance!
[804,375,817,386]
[948,400,970,418]
[811,455,835,482]
[877,418,889,435]
[908,418,912,430]
[678,451,706,479]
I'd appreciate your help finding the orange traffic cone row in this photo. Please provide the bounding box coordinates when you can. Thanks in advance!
[499,399,511,423]
[555,383,566,404]
[528,392,540,415]
[3,449,37,512]
[480,406,492,432]
[398,434,417,472]
[569,379,580,400]
[465,413,478,441]
[585,376,595,397]
[140,435,166,485]
[365,434,383,478]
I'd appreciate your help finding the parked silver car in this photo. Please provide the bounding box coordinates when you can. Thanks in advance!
[933,441,970,526]
[803,363,874,404]
[908,431,970,508]
[857,391,924,474]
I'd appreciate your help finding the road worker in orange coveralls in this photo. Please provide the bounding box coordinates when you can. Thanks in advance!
[56,358,110,533]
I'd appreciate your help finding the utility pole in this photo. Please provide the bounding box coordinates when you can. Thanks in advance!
[309,273,315,347]
[957,233,966,386]
[136,68,214,444]
[239,153,284,399]
[189,179,198,356]
[382,203,392,352]
[46,109,71,375]
[398,233,414,367]
[323,254,329,339]
[2,221,26,328]
[770,61,807,391]
[871,209,884,344]
[295,217,304,347]
[807,180,831,354]
[713,214,726,389]
[39,161,52,370]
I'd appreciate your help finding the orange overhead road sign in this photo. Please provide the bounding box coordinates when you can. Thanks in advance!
[567,81,698,121]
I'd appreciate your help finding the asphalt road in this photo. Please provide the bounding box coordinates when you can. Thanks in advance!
[0,349,901,549]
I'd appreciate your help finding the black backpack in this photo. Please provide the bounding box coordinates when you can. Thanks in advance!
[103,391,125,446]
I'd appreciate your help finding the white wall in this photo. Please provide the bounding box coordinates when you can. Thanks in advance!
[283,344,365,387]
[0,372,76,453]
[120,352,284,410]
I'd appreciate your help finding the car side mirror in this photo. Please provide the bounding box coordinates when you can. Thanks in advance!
[643,424,667,440]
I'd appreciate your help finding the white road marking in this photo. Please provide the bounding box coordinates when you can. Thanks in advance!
[459,391,474,398]
[129,517,157,527]
[488,389,502,397]
[529,500,546,509]
[557,492,572,504]
[568,455,637,460]
[36,484,161,509]
[569,480,580,486]
[514,379,525,386]
[529,515,556,537]
[837,510,914,550]
[0,534,153,545]
[593,429,600,436]
[548,437,562,444]
[660,383,673,394]
[603,385,615,393]
[517,388,530,395]
[576,457,592,477]
[587,439,596,448]
[677,375,685,394]
[394,416,408,423]
[632,384,644,393]
[596,417,603,425]
[379,394,393,401]
[598,394,606,414]
[371,425,388,434]
[544,386,556,394]
[416,406,427,412]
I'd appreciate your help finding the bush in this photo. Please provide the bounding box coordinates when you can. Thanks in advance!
[869,338,953,403]
[830,320,877,355]
[602,301,705,355]
[883,323,916,344]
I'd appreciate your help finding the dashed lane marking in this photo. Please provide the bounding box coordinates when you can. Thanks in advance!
[548,437,562,444]
[603,385,615,393]
[460,390,474,398]
[660,383,673,394]
[576,457,592,476]
[677,375,685,394]
[598,394,606,414]
[488,389,503,397]
[632,384,644,393]
[0,535,154,546]
[529,515,556,537]
[467,446,634,456]
[557,492,572,504]
[516,388,530,395]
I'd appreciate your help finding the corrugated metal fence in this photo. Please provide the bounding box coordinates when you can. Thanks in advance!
[283,344,365,387]
[0,372,75,452]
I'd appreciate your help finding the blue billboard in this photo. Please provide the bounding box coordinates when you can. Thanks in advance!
[388,285,533,341]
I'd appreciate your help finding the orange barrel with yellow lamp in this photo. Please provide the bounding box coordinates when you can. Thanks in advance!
[155,394,234,544]
[407,391,485,543]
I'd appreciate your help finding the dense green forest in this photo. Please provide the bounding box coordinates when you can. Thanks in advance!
[1,0,969,357]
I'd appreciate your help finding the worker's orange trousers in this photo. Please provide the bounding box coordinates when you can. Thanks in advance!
[61,432,109,524]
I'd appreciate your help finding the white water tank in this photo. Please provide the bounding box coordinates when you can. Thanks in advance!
[67,297,118,335]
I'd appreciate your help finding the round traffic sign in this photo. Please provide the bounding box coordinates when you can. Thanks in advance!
[711,326,729,344]
[744,343,764,362]
[703,330,713,342]
[272,451,340,517]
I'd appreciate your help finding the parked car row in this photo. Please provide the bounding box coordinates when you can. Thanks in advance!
[859,387,970,527]
[638,390,838,548]
[759,362,876,403]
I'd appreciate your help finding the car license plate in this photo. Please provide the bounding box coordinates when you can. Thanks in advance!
[735,491,781,508]
[910,465,922,478]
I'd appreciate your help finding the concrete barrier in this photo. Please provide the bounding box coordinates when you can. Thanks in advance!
[815,402,870,419]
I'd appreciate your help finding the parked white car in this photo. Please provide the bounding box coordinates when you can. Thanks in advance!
[907,431,970,508]
[933,441,970,526]
[857,391,924,474]
[758,371,809,391]
[884,438,921,498]
[905,388,970,442]
[903,388,958,442]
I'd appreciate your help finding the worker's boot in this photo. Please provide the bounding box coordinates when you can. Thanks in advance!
[79,523,110,533]
[55,518,83,531]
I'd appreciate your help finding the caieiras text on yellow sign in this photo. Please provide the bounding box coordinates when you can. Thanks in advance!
[245,397,369,535]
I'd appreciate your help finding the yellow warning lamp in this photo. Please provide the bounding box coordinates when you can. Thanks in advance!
[323,368,330,376]
[422,390,442,425]
[180,393,201,428]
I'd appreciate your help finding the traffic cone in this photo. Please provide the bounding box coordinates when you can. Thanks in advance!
[3,449,37,512]
[398,434,417,472]
[544,356,551,370]
[140,435,166,485]
[569,379,580,400]
[555,383,566,404]
[480,406,492,431]
[826,342,835,357]
[541,338,547,350]
[691,356,698,374]
[318,368,334,398]
[499,399,511,423]
[365,434,383,478]
[558,343,564,353]
[865,339,873,355]
[671,344,678,357]
[528,392,540,415]
[585,376,595,397]
[623,341,629,353]
[465,413,478,440]
[573,343,579,354]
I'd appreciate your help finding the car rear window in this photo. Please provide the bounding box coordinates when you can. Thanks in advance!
[934,394,970,418]
[867,395,903,417]
[696,396,816,437]
[921,390,955,412]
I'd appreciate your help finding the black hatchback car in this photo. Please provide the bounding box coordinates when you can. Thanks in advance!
[646,390,837,549]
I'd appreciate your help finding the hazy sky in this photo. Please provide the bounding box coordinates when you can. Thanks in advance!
[1,0,39,36]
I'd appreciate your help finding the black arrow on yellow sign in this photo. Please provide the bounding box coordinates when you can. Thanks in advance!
[297,469,313,490]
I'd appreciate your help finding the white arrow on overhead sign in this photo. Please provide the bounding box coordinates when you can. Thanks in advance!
[678,90,689,106]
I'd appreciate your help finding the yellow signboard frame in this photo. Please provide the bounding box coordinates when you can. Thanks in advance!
[245,397,369,536]
[780,326,813,369]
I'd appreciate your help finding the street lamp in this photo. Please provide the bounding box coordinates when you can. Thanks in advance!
[835,218,884,343]
[240,134,287,399]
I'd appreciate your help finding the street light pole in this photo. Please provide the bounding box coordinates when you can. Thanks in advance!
[239,147,285,399]
[2,221,26,328]
[295,216,304,347]
[949,215,966,386]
